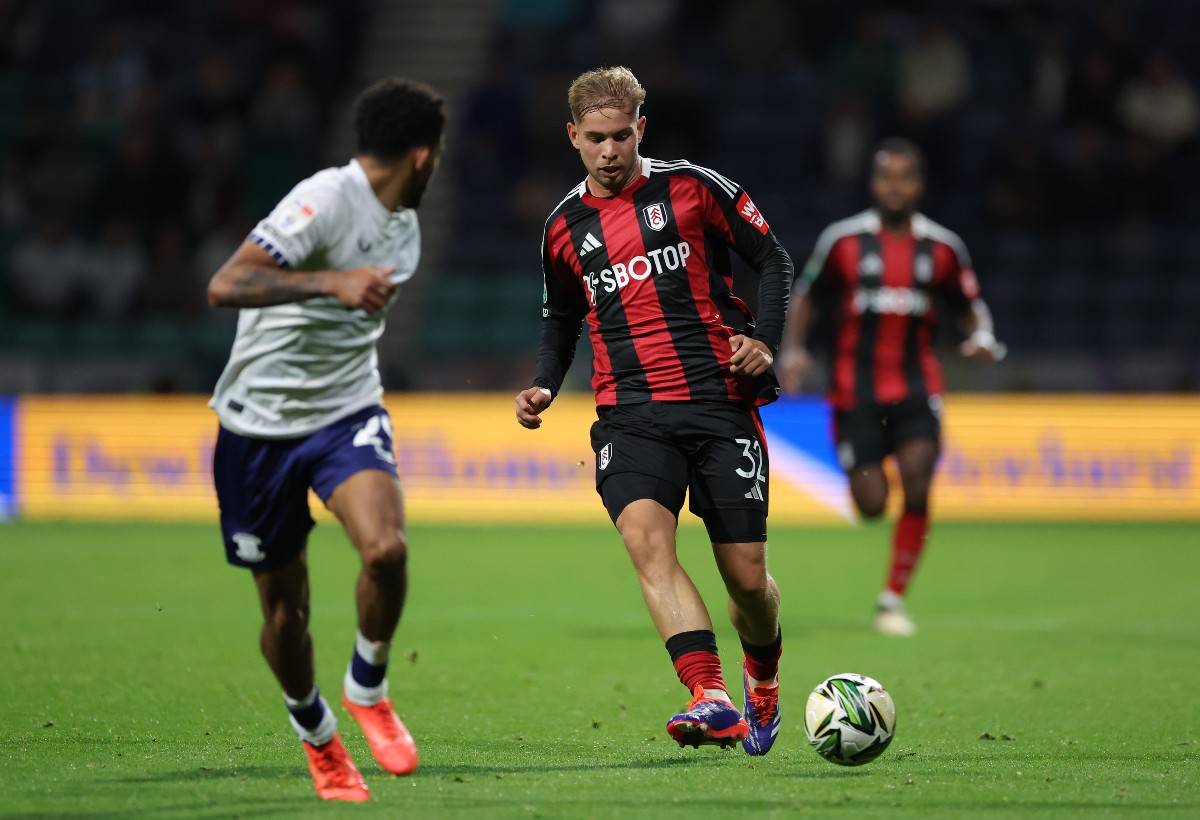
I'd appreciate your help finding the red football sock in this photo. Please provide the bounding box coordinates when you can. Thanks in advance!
[673,650,726,694]
[741,629,782,682]
[885,511,929,597]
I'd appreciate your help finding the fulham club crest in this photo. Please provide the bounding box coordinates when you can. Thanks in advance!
[642,203,668,231]
[598,442,612,471]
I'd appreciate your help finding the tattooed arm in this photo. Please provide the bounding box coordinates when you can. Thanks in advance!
[207,240,397,312]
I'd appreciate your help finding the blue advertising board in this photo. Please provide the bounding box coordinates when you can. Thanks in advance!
[0,396,14,520]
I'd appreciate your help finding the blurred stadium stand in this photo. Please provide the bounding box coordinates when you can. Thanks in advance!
[0,0,1196,394]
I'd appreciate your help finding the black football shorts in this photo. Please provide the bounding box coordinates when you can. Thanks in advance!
[589,400,769,543]
[833,394,942,472]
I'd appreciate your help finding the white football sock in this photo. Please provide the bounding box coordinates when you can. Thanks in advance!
[878,589,904,611]
[344,668,388,706]
[344,630,390,706]
[285,691,336,746]
[355,630,389,665]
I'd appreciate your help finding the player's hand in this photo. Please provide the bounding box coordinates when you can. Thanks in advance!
[728,335,774,377]
[775,344,815,393]
[329,266,397,312]
[515,386,553,429]
[960,330,1007,363]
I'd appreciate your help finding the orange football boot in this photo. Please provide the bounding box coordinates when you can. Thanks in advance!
[342,694,419,775]
[302,733,370,802]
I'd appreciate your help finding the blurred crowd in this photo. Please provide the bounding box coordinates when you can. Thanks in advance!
[0,0,1196,391]
[452,0,1200,365]
[0,0,368,323]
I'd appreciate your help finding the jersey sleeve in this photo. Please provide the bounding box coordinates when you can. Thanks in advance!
[691,167,794,354]
[936,233,981,310]
[532,214,588,397]
[798,224,848,295]
[248,176,340,269]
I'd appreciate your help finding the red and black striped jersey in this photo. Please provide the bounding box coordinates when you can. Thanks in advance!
[799,209,980,411]
[533,157,793,407]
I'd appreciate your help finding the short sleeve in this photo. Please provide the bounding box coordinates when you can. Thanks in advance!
[248,177,340,269]
[936,238,980,305]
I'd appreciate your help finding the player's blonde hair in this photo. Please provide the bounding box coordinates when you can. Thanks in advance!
[567,66,646,122]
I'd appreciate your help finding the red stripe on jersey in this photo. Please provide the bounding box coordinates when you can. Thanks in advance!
[830,236,862,410]
[871,231,916,404]
[597,202,690,401]
[920,242,965,398]
[547,212,579,273]
[823,230,967,409]
[672,176,740,401]
[589,308,619,404]
[547,214,620,404]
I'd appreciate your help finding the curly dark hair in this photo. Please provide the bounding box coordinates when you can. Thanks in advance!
[354,77,446,160]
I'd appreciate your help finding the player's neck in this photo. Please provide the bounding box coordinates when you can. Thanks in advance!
[879,213,913,236]
[358,155,408,212]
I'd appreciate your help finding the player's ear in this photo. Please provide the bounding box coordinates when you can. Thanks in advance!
[410,145,432,170]
[566,121,580,150]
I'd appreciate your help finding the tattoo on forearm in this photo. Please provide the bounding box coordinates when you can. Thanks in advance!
[233,266,320,305]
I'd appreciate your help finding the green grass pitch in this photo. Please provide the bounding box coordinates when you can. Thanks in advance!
[1,519,1196,818]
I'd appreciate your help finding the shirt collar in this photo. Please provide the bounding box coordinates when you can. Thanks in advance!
[868,208,928,237]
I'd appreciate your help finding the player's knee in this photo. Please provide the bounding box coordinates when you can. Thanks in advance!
[849,476,888,519]
[622,529,678,576]
[723,565,768,602]
[625,533,676,569]
[361,530,409,578]
[618,506,672,551]
[714,544,769,602]
[856,498,887,519]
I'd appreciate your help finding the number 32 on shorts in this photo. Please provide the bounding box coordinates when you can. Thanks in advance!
[735,437,766,482]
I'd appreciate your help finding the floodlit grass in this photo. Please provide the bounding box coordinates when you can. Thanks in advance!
[1,519,1196,818]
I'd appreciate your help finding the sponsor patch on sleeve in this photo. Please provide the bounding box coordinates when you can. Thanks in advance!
[735,192,769,235]
[959,266,981,300]
[275,198,318,236]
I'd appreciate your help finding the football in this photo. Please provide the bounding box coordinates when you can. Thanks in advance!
[804,673,896,766]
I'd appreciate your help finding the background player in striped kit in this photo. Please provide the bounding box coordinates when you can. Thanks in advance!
[515,67,793,755]
[778,137,1006,637]
[206,77,444,801]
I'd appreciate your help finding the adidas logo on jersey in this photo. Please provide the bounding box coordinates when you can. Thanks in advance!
[579,232,603,256]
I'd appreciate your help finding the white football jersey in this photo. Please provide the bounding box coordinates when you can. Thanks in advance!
[210,159,420,438]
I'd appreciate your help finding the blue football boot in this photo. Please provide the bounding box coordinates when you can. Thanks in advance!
[666,685,749,749]
[740,672,780,755]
